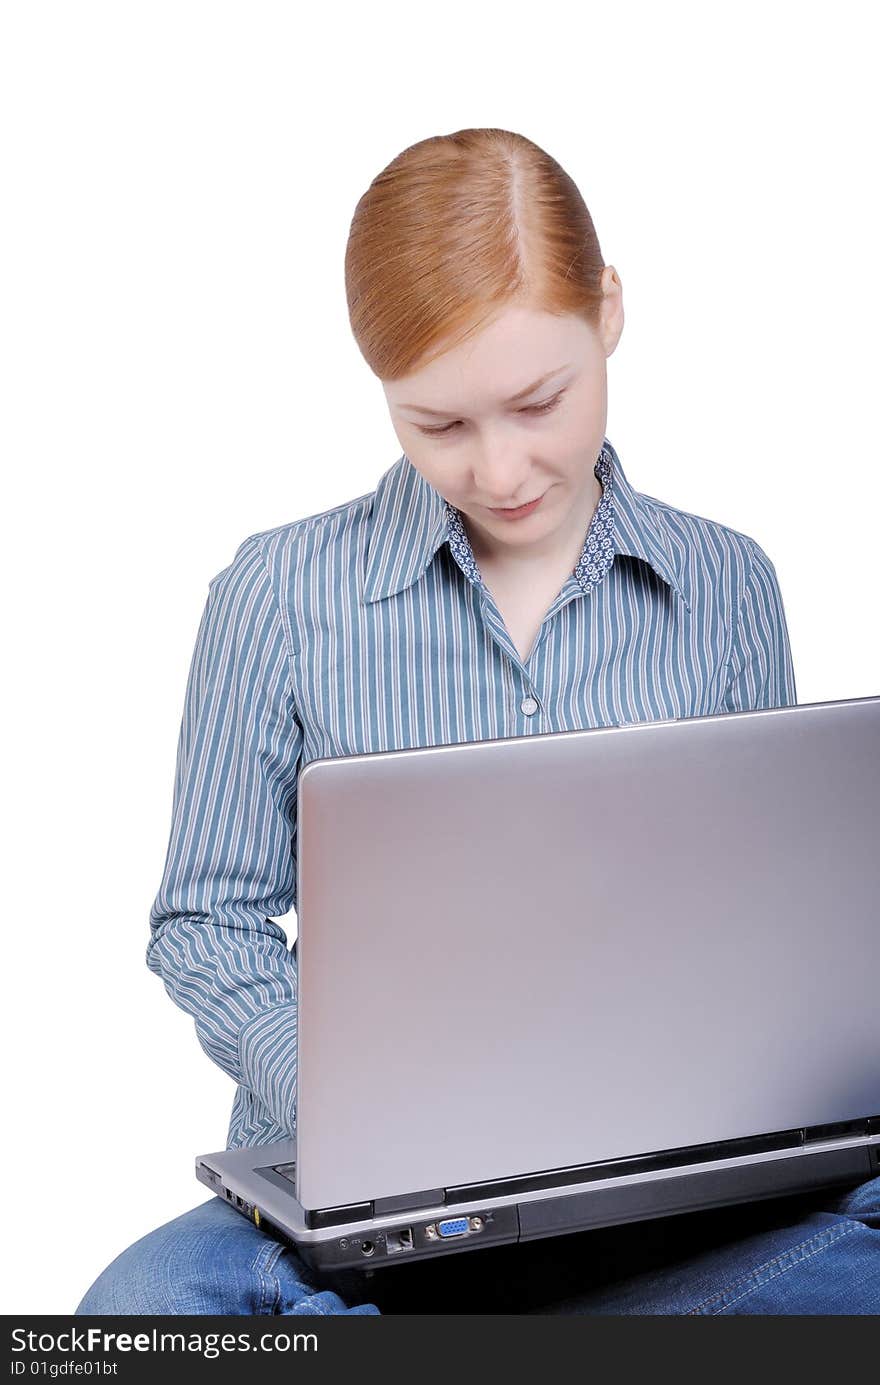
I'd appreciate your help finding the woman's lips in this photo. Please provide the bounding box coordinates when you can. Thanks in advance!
[488,492,545,520]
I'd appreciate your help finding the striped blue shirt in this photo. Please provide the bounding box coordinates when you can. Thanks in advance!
[146,438,797,1152]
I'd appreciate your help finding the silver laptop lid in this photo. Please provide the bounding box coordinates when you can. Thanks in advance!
[294,695,880,1211]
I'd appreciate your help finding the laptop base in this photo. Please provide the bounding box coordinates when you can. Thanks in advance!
[197,1127,880,1274]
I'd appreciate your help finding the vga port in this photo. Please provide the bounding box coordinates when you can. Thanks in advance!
[437,1217,469,1238]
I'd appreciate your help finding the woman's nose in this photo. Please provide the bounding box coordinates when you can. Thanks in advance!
[470,447,531,506]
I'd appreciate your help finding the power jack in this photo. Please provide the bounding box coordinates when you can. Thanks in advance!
[360,1240,375,1256]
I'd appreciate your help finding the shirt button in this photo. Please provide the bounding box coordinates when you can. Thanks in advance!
[520,696,539,716]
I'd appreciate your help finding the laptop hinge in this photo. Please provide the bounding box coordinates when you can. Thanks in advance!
[302,1186,447,1229]
[445,1128,804,1204]
[803,1117,869,1144]
[303,1201,374,1230]
[373,1187,447,1216]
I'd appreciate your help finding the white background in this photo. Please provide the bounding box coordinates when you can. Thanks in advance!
[2,0,877,1315]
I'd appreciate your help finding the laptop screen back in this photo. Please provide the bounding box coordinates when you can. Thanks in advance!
[293,697,880,1211]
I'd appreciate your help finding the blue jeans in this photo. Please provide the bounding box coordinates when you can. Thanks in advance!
[75,1173,880,1315]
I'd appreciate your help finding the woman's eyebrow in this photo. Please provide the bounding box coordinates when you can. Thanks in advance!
[400,363,572,417]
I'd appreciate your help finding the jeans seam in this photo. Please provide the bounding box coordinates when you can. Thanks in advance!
[684,1220,858,1314]
[250,1238,287,1315]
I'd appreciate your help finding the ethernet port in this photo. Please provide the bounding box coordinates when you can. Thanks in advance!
[386,1227,414,1254]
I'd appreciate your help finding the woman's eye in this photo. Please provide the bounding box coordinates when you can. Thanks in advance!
[417,391,564,437]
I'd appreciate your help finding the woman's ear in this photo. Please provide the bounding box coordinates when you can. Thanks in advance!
[598,265,625,357]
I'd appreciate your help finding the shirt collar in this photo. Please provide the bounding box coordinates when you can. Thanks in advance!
[604,439,691,611]
[363,437,690,612]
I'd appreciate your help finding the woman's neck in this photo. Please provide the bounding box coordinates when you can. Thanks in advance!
[465,469,604,583]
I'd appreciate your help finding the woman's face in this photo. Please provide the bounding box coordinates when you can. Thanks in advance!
[382,274,623,567]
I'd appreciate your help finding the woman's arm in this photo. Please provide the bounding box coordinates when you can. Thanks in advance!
[720,538,798,712]
[146,534,302,1137]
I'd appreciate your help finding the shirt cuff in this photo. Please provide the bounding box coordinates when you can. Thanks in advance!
[237,1002,298,1136]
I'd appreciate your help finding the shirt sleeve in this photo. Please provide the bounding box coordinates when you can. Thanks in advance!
[720,538,798,712]
[146,534,302,1136]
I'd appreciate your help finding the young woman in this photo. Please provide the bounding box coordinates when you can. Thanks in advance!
[75,128,880,1315]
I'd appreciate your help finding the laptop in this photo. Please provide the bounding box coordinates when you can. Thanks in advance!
[196,693,880,1275]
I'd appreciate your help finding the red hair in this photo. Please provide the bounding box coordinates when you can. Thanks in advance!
[344,127,607,381]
